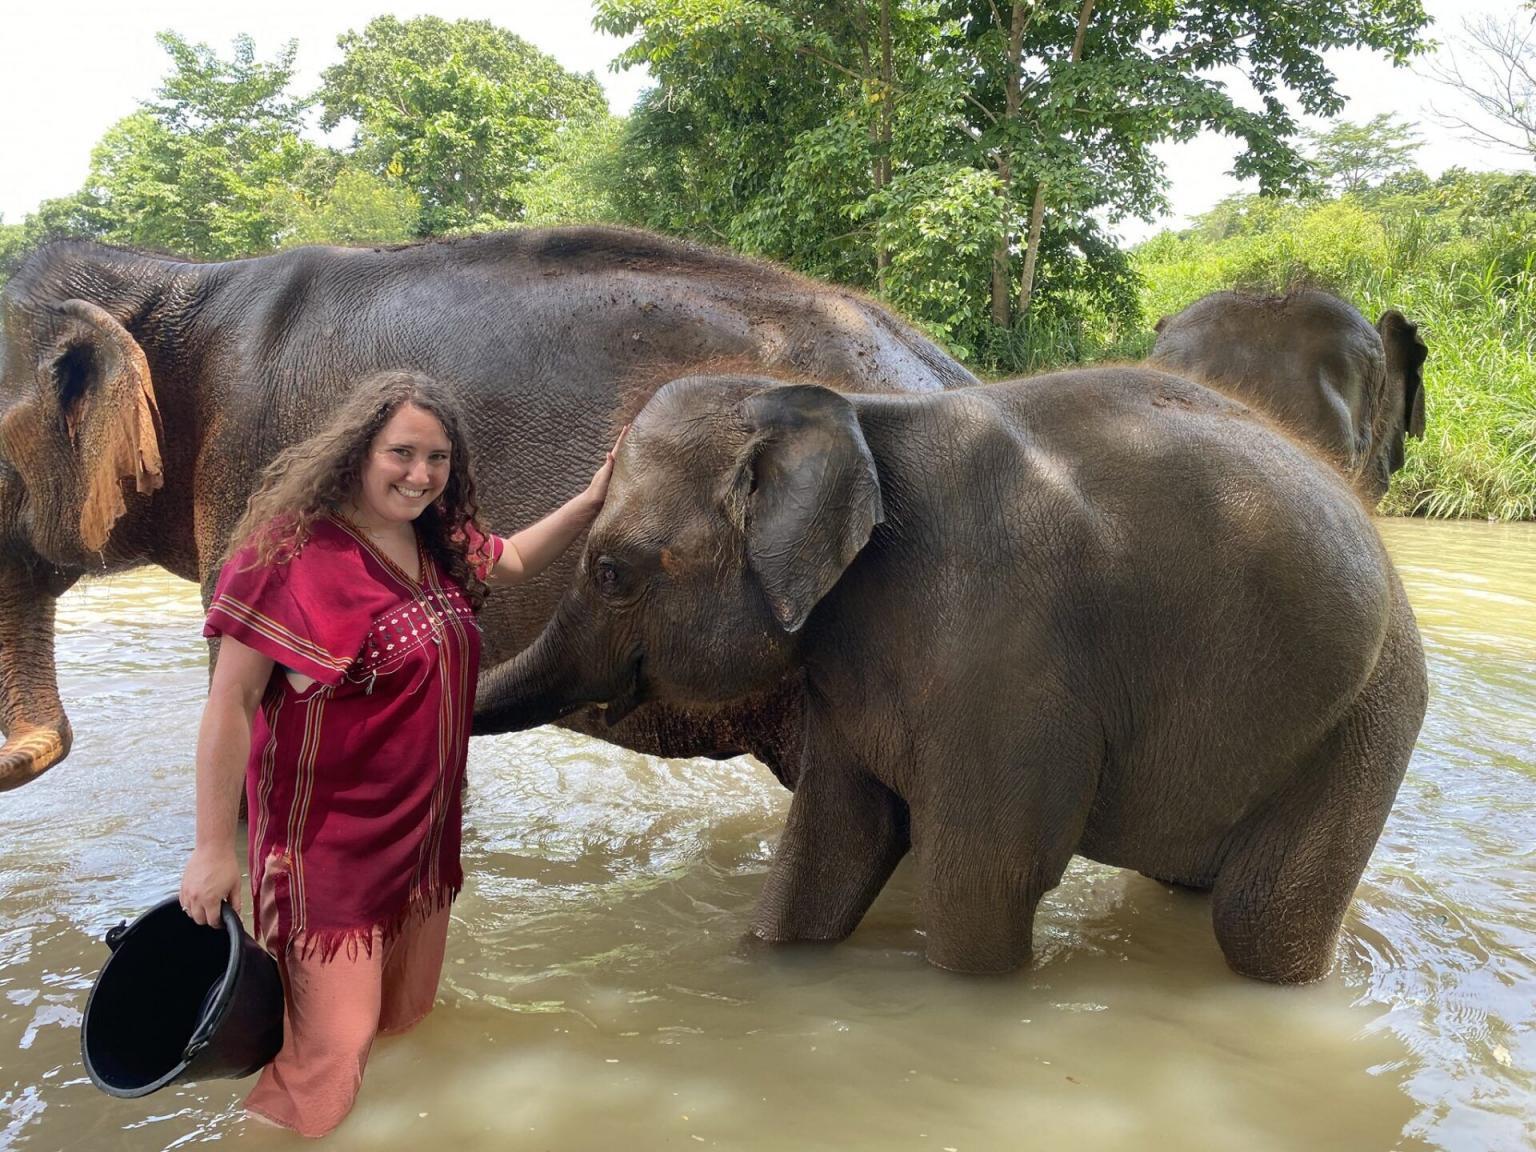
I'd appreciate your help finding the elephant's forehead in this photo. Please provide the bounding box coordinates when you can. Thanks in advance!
[626,421,736,482]
[600,454,730,551]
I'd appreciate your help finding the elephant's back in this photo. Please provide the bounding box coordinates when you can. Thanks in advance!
[1000,366,1394,773]
[191,229,973,655]
[982,367,1402,870]
[997,366,1391,613]
[211,227,974,405]
[1147,290,1383,457]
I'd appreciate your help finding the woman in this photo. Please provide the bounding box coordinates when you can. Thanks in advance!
[178,370,623,1136]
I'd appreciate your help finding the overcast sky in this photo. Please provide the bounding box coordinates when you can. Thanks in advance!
[0,0,1524,240]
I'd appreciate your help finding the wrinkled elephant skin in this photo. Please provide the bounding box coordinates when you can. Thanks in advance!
[478,369,1429,981]
[0,228,977,789]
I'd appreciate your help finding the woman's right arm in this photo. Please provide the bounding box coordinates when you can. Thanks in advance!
[179,636,274,926]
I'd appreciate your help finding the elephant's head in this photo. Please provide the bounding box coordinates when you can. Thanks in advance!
[476,376,883,733]
[0,265,165,788]
[1369,309,1429,498]
[1148,290,1428,503]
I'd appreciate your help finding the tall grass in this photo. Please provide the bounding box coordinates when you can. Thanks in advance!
[1133,189,1536,521]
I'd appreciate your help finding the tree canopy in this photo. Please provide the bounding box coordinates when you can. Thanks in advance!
[0,2,1455,369]
[594,0,1432,364]
[318,16,610,234]
[1306,113,1423,196]
[84,32,318,258]
[1,19,611,269]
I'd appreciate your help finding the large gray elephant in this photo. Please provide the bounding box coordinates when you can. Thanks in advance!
[1148,289,1428,501]
[476,368,1428,981]
[0,226,977,790]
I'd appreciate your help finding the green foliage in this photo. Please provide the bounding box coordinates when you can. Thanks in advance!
[1137,168,1536,521]
[318,16,609,235]
[520,115,630,227]
[1,20,614,267]
[595,0,1432,371]
[1305,113,1422,196]
[270,164,421,248]
[864,165,1005,359]
[81,34,322,258]
[0,193,113,274]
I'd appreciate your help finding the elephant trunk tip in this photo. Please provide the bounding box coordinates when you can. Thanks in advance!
[0,719,73,791]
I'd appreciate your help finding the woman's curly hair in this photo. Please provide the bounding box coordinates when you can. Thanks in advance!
[225,370,491,610]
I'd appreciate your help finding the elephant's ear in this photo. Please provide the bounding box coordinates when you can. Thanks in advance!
[47,300,163,551]
[732,384,884,633]
[1378,309,1428,440]
[1153,315,1169,334]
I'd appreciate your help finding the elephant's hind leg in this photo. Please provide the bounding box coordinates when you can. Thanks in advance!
[1211,606,1427,984]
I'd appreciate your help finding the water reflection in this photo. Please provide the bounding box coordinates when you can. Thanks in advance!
[1,520,1532,1150]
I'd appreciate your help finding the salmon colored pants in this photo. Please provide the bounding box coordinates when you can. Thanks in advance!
[243,904,451,1138]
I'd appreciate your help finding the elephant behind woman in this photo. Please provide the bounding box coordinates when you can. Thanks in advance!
[0,226,977,791]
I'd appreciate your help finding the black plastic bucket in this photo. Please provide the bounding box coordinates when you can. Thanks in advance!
[81,897,284,1097]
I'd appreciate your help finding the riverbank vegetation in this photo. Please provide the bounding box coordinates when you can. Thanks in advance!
[3,4,1532,517]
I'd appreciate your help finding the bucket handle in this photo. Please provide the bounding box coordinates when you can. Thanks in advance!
[184,901,241,1061]
[104,921,129,952]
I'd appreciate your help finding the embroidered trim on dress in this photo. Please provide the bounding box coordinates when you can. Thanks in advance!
[292,880,462,964]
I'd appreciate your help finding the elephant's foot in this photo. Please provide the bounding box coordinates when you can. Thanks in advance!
[750,766,908,944]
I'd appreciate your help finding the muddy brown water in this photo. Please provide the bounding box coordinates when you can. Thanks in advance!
[2,519,1532,1151]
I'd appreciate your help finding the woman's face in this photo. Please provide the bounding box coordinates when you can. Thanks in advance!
[354,402,452,526]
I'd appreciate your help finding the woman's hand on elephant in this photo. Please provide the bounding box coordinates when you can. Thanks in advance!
[585,425,630,511]
[180,842,241,927]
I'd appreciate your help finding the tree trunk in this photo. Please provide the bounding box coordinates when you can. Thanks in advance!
[990,155,1012,327]
[991,2,1027,328]
[1017,0,1095,321]
[875,0,893,289]
[1018,184,1046,318]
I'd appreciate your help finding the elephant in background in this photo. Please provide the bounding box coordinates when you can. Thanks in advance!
[475,368,1428,981]
[0,226,977,790]
[1148,289,1428,501]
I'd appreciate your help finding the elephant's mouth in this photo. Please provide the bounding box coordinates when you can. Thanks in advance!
[600,652,648,727]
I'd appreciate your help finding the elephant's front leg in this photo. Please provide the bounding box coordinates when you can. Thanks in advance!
[750,759,909,944]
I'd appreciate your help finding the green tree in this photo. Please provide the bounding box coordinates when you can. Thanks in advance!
[596,0,1432,366]
[0,191,118,286]
[1306,113,1422,195]
[597,1,1011,353]
[270,163,422,247]
[79,33,320,258]
[318,16,610,234]
[520,114,629,227]
[942,0,1431,326]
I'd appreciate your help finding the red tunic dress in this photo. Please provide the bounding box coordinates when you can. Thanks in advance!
[203,515,501,961]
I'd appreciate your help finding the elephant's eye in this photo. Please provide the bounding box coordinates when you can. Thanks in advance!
[593,556,622,595]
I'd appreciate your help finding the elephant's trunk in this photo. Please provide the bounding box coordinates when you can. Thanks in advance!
[474,604,592,735]
[0,542,79,790]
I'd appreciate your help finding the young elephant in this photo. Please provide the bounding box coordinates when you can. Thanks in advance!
[476,368,1429,982]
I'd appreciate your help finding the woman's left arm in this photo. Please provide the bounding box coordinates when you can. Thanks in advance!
[489,427,627,587]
